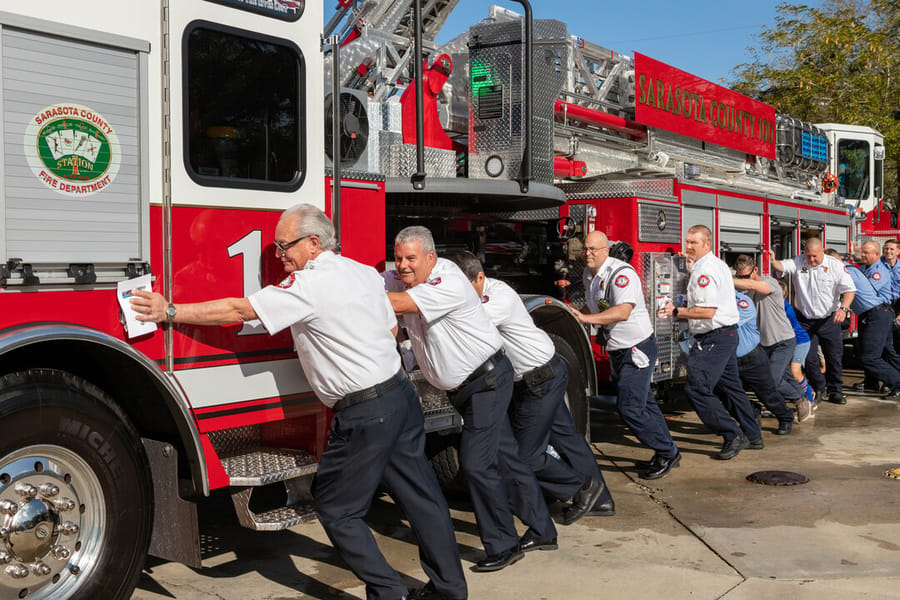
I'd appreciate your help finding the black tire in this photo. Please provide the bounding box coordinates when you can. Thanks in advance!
[425,432,468,498]
[547,333,590,438]
[0,369,153,600]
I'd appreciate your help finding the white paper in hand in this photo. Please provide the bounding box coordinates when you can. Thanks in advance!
[117,275,157,339]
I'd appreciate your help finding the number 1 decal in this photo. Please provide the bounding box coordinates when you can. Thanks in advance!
[228,230,266,336]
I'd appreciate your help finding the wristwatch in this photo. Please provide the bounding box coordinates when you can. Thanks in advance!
[672,306,680,318]
[840,306,851,315]
[165,303,177,322]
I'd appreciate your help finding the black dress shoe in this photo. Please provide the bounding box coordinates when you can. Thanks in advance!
[639,451,681,480]
[829,392,847,405]
[472,547,524,572]
[561,475,606,525]
[408,582,465,600]
[748,437,764,449]
[852,382,881,393]
[518,528,558,552]
[716,434,749,460]
[775,420,792,435]
[885,389,900,401]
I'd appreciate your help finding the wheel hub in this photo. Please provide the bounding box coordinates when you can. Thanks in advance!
[0,447,102,598]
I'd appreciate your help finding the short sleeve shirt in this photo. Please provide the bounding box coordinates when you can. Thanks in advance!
[686,252,739,334]
[481,278,555,379]
[845,264,880,314]
[881,257,900,302]
[583,256,653,350]
[860,260,893,305]
[735,292,760,358]
[779,254,855,319]
[746,275,794,347]
[385,258,504,390]
[249,251,401,407]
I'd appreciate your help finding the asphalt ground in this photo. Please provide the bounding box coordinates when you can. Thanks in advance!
[133,367,900,599]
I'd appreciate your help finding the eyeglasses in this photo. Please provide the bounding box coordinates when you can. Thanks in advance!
[583,246,608,254]
[734,272,752,279]
[274,234,312,254]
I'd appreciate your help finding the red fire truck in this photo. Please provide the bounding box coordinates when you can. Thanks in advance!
[0,1,886,598]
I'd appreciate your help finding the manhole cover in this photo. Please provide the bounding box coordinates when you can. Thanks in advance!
[746,471,809,486]
[883,468,900,480]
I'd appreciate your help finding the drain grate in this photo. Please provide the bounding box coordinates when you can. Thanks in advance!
[746,470,809,486]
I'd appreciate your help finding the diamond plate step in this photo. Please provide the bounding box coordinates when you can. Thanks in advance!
[219,446,318,486]
[230,478,317,531]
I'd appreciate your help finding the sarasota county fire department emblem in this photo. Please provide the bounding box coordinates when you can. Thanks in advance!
[427,277,442,286]
[738,299,750,309]
[614,274,629,288]
[697,275,710,288]
[24,103,121,197]
[277,273,296,289]
[874,272,882,280]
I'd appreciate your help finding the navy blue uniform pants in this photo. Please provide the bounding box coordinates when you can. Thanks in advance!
[314,377,467,600]
[734,345,795,424]
[798,313,844,395]
[449,355,556,556]
[685,326,761,442]
[858,305,900,391]
[763,338,805,401]
[509,354,601,502]
[609,335,678,459]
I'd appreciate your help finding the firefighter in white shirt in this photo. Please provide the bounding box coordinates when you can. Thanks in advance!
[131,204,465,600]
[769,238,855,404]
[447,250,614,531]
[384,226,556,574]
[660,225,762,460]
[570,231,680,479]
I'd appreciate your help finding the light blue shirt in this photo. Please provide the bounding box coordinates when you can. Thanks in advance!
[860,260,893,305]
[735,291,760,358]
[880,256,900,301]
[845,264,880,314]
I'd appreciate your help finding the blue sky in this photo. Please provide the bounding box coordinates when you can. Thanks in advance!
[424,0,823,85]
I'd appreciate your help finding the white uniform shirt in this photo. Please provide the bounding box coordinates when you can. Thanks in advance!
[687,252,739,335]
[583,256,653,350]
[779,254,856,319]
[249,251,400,407]
[480,277,555,379]
[384,258,504,390]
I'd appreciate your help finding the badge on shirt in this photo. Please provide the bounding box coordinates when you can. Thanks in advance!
[277,273,296,289]
[800,267,809,274]
[737,299,750,309]
[481,295,490,304]
[823,266,829,273]
[615,274,629,288]
[427,277,442,286]
[697,275,710,288]
[873,272,882,280]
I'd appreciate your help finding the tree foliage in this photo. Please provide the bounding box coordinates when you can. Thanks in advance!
[731,1,900,207]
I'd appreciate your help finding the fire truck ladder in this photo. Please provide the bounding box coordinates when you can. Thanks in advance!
[325,0,461,100]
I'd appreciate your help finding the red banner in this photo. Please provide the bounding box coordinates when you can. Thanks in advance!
[633,53,776,159]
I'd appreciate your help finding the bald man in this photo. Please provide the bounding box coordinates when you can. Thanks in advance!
[573,231,679,478]
[770,239,855,404]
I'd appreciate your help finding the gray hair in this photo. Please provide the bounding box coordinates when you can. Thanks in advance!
[395,225,436,255]
[281,203,336,250]
[445,250,483,281]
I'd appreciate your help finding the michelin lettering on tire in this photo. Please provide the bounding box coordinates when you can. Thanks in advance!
[24,102,121,196]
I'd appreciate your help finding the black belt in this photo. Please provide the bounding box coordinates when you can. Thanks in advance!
[859,303,890,319]
[695,324,736,340]
[333,369,406,412]
[449,349,505,393]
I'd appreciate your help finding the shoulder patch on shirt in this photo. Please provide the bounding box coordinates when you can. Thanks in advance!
[873,272,882,280]
[737,299,750,309]
[697,275,710,288]
[614,274,629,288]
[426,277,442,286]
[277,273,296,289]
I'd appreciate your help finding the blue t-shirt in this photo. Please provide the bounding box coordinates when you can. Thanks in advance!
[735,291,760,358]
[783,301,810,344]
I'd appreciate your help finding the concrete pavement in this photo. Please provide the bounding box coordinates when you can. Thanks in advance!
[133,370,900,599]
